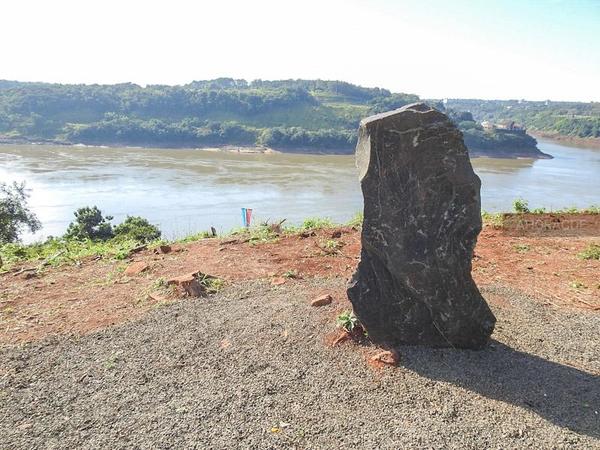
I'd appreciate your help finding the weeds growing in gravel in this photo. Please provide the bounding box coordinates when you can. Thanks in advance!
[514,243,531,253]
[570,280,587,289]
[578,243,600,260]
[196,274,225,293]
[336,311,358,332]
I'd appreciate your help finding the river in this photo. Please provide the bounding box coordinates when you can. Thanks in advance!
[1,140,599,242]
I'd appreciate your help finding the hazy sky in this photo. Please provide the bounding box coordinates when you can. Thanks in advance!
[2,0,599,101]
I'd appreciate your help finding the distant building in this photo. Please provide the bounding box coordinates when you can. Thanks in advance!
[497,120,526,132]
[482,120,526,132]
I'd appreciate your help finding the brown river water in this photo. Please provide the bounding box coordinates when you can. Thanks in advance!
[1,140,599,242]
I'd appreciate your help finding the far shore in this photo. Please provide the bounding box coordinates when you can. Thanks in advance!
[530,131,600,150]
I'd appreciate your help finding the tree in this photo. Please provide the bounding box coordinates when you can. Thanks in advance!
[113,216,161,242]
[0,182,41,244]
[65,206,114,241]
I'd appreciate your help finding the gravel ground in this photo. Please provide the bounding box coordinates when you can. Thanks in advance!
[1,279,599,449]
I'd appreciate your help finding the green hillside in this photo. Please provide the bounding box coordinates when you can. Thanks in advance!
[0,78,550,156]
[444,99,600,139]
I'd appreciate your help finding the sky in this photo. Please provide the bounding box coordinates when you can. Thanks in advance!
[1,0,599,101]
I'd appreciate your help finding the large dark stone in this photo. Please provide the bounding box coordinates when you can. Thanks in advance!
[347,103,496,349]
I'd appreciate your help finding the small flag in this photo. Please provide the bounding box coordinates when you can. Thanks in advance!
[241,208,253,227]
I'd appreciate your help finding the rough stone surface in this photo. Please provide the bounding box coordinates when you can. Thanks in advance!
[311,294,333,307]
[124,261,149,276]
[347,103,496,349]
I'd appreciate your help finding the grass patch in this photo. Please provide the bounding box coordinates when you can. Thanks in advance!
[347,212,363,228]
[300,217,335,230]
[514,243,531,253]
[0,237,143,272]
[231,224,280,245]
[578,243,600,260]
[482,211,504,227]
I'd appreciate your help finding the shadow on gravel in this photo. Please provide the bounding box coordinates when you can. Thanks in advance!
[400,340,599,438]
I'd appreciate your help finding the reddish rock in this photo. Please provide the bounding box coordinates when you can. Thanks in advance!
[370,350,400,366]
[124,261,149,276]
[157,245,172,254]
[167,272,206,297]
[147,291,166,302]
[271,277,286,286]
[311,294,333,307]
[332,330,351,346]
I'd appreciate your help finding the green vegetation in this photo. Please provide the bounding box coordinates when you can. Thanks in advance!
[514,243,531,253]
[300,217,335,230]
[443,109,543,156]
[444,99,600,139]
[0,181,41,244]
[0,78,418,152]
[64,206,161,242]
[347,212,364,228]
[336,311,359,332]
[481,211,504,227]
[65,206,115,241]
[0,236,140,270]
[195,273,225,294]
[0,205,162,271]
[0,78,551,155]
[113,216,161,243]
[3,204,597,272]
[513,198,530,213]
[578,243,600,260]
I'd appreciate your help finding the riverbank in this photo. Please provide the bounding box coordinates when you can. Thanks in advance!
[1,217,599,448]
[0,135,554,158]
[530,131,600,150]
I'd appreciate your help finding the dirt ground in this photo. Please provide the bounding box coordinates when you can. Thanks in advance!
[0,222,598,345]
[0,219,599,448]
[1,279,599,449]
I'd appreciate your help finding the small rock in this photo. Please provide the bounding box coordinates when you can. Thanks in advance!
[332,330,351,346]
[331,230,342,239]
[271,277,286,286]
[21,271,37,280]
[370,350,400,366]
[311,294,333,307]
[167,272,206,297]
[157,245,172,254]
[299,231,316,239]
[124,261,150,276]
[147,291,166,302]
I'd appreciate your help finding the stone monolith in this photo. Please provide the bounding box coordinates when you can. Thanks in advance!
[347,103,496,349]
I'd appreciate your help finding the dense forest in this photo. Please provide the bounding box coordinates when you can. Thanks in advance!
[444,99,600,139]
[0,78,565,156]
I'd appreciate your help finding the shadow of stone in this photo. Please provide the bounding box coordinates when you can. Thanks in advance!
[399,340,599,438]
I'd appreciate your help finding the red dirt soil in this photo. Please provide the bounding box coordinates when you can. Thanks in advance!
[1,223,598,345]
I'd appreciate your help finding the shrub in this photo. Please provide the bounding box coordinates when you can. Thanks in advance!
[513,198,530,213]
[0,182,41,244]
[114,216,161,243]
[65,206,114,241]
